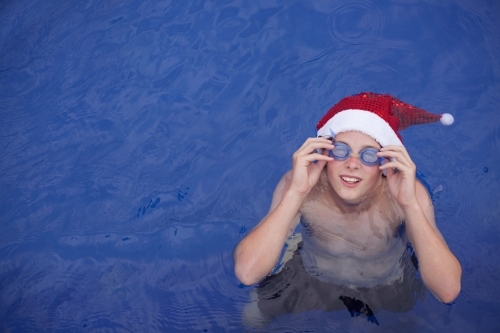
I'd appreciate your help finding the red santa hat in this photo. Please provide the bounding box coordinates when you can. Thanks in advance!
[316,92,454,147]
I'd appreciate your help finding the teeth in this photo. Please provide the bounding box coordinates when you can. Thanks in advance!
[342,176,360,183]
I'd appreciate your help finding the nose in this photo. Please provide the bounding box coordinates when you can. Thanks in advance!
[344,154,361,170]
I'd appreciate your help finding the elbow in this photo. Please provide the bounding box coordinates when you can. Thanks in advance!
[234,263,261,286]
[233,246,267,286]
[425,258,462,304]
[236,273,259,287]
[437,281,461,304]
[438,263,463,304]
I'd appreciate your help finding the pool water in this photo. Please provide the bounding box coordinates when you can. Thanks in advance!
[1,0,499,332]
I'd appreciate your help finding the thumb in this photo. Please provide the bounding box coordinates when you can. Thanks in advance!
[384,164,396,180]
[311,159,327,176]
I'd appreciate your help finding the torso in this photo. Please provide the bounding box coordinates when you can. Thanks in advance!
[297,174,407,288]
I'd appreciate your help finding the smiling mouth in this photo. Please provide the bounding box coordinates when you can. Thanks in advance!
[341,176,361,184]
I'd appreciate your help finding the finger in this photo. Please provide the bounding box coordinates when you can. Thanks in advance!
[379,158,404,179]
[302,137,334,148]
[380,145,407,152]
[295,141,334,156]
[383,163,396,179]
[379,145,413,162]
[301,154,333,163]
[379,161,414,180]
[301,137,334,147]
[379,159,412,172]
[377,150,413,168]
[312,158,328,170]
[377,148,407,159]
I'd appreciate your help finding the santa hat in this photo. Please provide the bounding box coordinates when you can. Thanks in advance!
[316,92,454,147]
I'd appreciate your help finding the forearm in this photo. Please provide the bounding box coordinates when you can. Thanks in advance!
[234,190,304,285]
[404,204,462,303]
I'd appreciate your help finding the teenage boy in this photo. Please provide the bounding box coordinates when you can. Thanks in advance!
[234,92,461,324]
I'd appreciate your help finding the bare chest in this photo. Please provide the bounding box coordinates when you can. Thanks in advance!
[299,200,404,260]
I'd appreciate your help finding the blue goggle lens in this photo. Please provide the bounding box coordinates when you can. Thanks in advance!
[329,142,381,166]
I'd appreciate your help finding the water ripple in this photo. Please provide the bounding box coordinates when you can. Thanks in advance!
[0,224,248,332]
[200,51,236,86]
[327,1,386,45]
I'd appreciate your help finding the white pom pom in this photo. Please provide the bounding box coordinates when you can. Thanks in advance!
[440,113,454,126]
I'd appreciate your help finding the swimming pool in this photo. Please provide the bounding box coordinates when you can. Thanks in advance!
[1,0,499,331]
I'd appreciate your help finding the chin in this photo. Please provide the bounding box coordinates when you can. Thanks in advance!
[329,178,381,205]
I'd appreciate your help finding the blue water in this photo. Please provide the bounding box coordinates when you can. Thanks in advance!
[1,0,499,332]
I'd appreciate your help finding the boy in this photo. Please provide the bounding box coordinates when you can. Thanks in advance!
[234,92,461,324]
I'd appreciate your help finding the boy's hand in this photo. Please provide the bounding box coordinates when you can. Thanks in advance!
[289,137,333,197]
[377,145,418,208]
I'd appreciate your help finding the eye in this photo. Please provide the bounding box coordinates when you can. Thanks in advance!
[332,145,349,157]
[361,149,379,163]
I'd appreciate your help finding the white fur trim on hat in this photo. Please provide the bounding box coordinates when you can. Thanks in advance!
[317,109,403,147]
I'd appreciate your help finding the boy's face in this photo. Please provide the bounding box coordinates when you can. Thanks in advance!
[326,131,384,204]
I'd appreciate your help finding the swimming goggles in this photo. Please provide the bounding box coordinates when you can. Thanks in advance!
[328,141,383,167]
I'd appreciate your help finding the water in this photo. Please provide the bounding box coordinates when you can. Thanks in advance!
[1,0,499,332]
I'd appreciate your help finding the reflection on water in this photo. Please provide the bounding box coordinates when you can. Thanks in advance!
[339,296,379,326]
[1,0,500,331]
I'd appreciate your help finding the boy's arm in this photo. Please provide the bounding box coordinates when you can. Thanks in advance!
[233,171,302,286]
[404,181,462,303]
[234,137,333,286]
[378,145,462,303]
